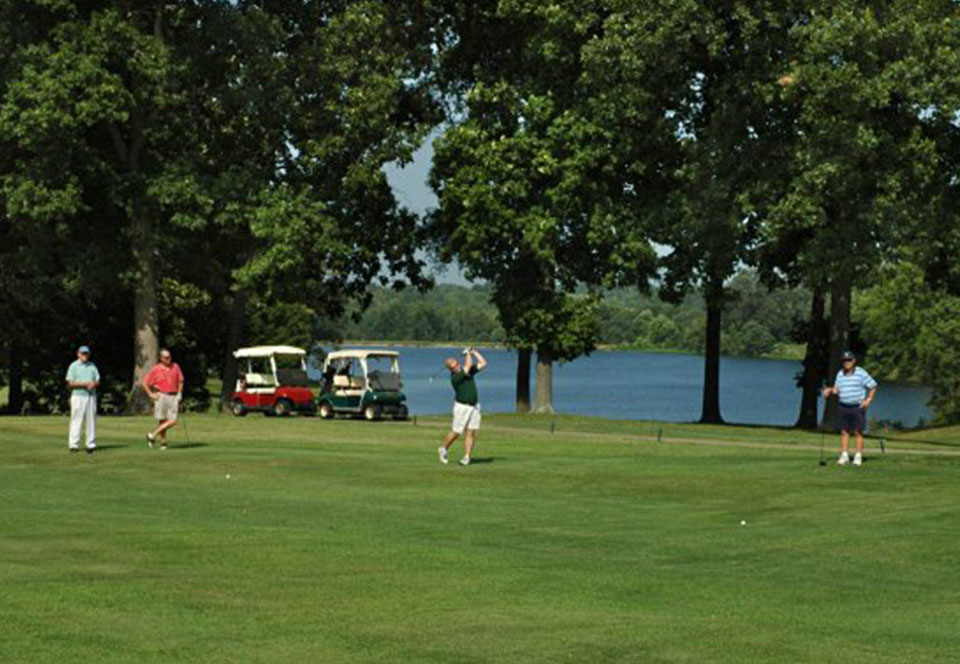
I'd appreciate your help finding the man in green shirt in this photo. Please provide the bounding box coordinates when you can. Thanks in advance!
[65,345,100,454]
[438,347,487,466]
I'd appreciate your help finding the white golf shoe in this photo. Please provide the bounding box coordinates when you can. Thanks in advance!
[838,451,850,466]
[459,457,470,466]
[853,452,862,467]
[437,446,449,465]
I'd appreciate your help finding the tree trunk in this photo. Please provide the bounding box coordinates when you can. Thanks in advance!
[699,279,724,424]
[127,202,159,414]
[795,287,826,429]
[6,342,24,414]
[533,350,554,414]
[515,347,531,413]
[220,289,248,412]
[822,272,852,430]
[115,9,166,414]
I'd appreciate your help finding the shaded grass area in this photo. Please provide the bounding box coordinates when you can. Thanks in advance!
[894,423,960,449]
[482,413,954,454]
[1,414,958,663]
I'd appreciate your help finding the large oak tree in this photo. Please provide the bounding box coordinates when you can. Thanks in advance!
[1,1,437,412]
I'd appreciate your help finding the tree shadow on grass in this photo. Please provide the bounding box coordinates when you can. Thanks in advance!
[170,443,208,449]
[883,437,960,449]
[94,444,128,451]
[718,421,960,450]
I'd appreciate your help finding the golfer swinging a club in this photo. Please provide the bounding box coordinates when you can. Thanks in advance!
[438,347,487,466]
[822,351,878,467]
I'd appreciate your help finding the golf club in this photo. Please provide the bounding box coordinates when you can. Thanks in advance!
[180,405,191,445]
[817,392,827,466]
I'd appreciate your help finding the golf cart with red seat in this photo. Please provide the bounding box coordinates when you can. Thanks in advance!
[230,346,317,416]
[317,349,408,420]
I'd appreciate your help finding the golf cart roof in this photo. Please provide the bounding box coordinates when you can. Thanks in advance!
[233,345,307,359]
[326,349,399,361]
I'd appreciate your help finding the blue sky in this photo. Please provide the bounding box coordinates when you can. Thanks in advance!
[383,129,439,217]
[382,129,473,286]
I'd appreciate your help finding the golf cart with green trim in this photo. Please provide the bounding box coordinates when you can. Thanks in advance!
[317,349,408,420]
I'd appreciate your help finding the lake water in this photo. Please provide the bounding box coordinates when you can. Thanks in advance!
[341,346,932,427]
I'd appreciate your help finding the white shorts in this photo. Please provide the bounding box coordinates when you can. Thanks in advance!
[155,393,179,421]
[451,402,481,434]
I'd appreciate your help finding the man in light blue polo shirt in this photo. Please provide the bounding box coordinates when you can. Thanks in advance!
[65,345,100,454]
[822,351,878,467]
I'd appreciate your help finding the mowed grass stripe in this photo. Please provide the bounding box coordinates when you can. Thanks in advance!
[1,415,958,663]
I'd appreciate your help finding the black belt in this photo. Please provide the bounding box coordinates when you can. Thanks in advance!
[839,402,861,408]
[161,391,179,395]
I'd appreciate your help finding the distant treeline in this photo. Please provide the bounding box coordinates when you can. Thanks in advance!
[333,271,809,359]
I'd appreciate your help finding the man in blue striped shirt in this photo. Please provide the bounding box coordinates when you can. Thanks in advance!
[822,351,878,467]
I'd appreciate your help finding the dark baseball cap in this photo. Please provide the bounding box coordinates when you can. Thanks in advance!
[841,351,856,361]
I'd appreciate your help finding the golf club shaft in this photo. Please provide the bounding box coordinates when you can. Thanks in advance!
[818,392,826,465]
[180,410,190,445]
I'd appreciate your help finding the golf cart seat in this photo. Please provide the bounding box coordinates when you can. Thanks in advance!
[333,374,365,396]
[244,373,276,387]
[333,375,364,389]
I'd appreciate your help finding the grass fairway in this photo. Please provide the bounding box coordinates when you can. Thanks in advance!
[1,414,958,663]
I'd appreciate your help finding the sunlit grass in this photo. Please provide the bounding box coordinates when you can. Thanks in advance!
[1,414,958,663]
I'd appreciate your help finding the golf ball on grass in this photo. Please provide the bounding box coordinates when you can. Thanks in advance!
[225,474,231,479]
[740,520,747,526]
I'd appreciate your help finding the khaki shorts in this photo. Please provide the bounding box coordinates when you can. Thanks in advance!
[155,393,180,421]
[452,402,481,434]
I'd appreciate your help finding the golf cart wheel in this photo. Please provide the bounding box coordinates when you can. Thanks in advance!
[363,404,382,421]
[393,405,409,421]
[273,398,293,417]
[319,402,335,419]
[231,400,247,417]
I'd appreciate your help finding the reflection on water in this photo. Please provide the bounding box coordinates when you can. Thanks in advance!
[324,346,932,427]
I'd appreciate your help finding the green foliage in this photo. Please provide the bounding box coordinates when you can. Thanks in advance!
[247,301,318,352]
[725,320,777,358]
[761,3,950,283]
[233,1,439,317]
[0,1,439,413]
[158,278,212,351]
[328,285,505,344]
[430,1,657,370]
[858,262,960,424]
[642,313,682,350]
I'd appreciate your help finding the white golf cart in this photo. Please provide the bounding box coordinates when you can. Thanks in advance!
[317,349,408,420]
[230,345,317,416]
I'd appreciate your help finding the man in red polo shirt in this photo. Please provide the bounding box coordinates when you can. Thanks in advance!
[141,348,185,450]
